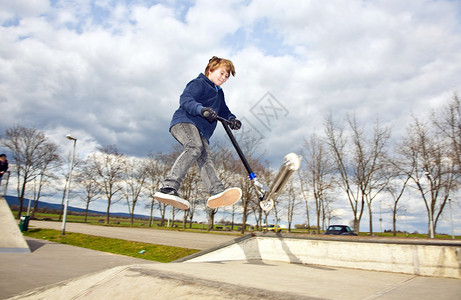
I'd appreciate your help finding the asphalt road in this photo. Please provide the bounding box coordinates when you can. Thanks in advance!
[28,220,239,250]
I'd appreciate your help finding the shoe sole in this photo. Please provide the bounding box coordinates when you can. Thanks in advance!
[154,192,190,210]
[207,188,242,209]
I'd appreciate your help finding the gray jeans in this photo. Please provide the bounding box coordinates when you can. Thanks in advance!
[164,123,224,195]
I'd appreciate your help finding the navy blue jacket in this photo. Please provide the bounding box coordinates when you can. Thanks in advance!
[170,73,236,141]
[0,159,8,178]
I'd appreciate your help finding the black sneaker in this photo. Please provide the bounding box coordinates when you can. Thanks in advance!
[154,187,190,210]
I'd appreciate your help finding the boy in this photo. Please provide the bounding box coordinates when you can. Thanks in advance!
[0,154,8,186]
[154,56,242,210]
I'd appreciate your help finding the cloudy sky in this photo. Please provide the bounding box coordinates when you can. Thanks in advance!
[1,0,460,234]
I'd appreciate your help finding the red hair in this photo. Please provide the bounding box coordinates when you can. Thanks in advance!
[205,56,235,77]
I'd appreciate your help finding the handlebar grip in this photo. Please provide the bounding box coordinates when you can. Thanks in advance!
[203,109,229,124]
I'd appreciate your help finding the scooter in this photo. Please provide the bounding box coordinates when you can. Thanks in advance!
[216,116,301,212]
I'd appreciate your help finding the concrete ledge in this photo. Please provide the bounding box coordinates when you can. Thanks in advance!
[184,233,461,279]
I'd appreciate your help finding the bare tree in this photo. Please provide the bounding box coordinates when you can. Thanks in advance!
[123,157,147,226]
[356,119,391,235]
[323,197,339,227]
[301,133,335,233]
[325,114,390,234]
[256,165,273,231]
[399,115,458,237]
[30,142,62,218]
[1,126,61,218]
[144,152,170,227]
[285,180,299,232]
[433,93,461,172]
[75,159,102,222]
[386,170,411,236]
[87,145,126,224]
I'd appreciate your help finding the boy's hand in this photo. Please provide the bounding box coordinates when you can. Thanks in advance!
[229,118,241,130]
[201,107,217,122]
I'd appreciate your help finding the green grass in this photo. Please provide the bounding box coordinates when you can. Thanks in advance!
[15,210,244,233]
[15,210,459,239]
[11,210,246,231]
[23,228,200,263]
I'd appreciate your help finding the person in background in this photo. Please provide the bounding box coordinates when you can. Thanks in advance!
[0,154,9,186]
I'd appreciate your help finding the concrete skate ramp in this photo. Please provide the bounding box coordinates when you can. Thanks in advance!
[0,197,30,253]
[179,232,461,279]
[9,252,461,300]
[7,233,461,299]
[10,262,309,300]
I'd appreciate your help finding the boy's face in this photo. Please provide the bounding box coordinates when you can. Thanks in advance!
[208,67,229,87]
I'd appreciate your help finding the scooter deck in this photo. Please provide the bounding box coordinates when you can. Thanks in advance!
[259,153,301,212]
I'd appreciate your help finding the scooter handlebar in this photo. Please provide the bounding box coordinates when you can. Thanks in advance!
[203,110,229,124]
[216,116,230,124]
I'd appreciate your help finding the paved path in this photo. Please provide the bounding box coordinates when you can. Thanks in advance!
[29,220,239,250]
[2,221,460,299]
[0,237,153,299]
[4,240,461,300]
[1,221,239,299]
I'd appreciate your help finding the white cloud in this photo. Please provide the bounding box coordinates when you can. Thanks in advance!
[1,0,461,234]
[1,0,460,156]
[0,0,50,23]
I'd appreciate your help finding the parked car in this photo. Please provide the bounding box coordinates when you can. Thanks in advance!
[323,225,358,236]
[266,224,282,233]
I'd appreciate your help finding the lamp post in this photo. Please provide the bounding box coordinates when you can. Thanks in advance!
[448,198,454,239]
[61,135,77,235]
[424,172,435,239]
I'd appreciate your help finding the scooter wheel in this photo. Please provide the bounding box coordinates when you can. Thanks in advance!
[260,199,274,212]
[284,152,301,171]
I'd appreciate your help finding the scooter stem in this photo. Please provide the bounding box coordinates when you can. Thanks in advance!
[216,116,256,180]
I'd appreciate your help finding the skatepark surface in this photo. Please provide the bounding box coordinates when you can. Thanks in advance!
[0,215,460,299]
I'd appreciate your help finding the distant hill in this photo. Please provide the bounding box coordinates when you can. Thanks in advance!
[4,195,154,220]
